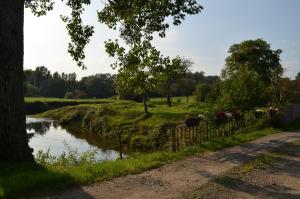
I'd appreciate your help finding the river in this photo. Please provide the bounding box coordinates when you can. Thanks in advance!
[26,117,122,162]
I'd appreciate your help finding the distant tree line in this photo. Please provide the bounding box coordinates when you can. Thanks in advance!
[193,39,300,111]
[24,66,219,100]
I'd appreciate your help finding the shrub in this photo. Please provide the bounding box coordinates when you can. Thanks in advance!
[64,92,75,99]
[194,83,210,102]
[130,135,150,150]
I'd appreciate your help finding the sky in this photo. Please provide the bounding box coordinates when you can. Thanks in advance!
[24,0,300,79]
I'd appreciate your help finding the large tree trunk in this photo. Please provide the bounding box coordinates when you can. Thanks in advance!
[0,0,34,163]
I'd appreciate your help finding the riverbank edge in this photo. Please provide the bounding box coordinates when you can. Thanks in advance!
[3,125,299,199]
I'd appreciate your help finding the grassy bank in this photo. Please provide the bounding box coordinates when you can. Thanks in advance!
[25,97,114,114]
[0,127,286,199]
[33,98,209,150]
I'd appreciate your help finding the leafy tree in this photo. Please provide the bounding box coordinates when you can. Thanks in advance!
[1,0,202,162]
[33,66,51,88]
[64,91,75,99]
[207,79,222,103]
[75,90,88,99]
[178,78,195,102]
[40,79,67,98]
[157,57,191,107]
[194,83,210,102]
[219,39,284,109]
[99,0,202,113]
[220,67,267,110]
[296,72,300,81]
[108,40,163,113]
[25,83,40,97]
[79,74,116,98]
[222,39,283,84]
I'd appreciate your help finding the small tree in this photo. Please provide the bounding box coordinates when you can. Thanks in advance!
[194,83,210,102]
[106,40,163,114]
[99,0,202,113]
[178,78,195,102]
[157,57,191,107]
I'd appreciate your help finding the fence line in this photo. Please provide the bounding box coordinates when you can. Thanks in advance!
[113,116,271,159]
[167,116,270,152]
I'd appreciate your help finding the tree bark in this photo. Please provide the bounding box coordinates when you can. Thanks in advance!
[0,0,34,163]
[142,96,148,114]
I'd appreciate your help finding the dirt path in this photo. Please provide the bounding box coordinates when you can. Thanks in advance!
[42,132,300,199]
[187,140,300,199]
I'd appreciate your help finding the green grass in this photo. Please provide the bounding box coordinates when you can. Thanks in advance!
[33,98,210,150]
[25,97,115,104]
[237,153,281,174]
[0,127,282,199]
[35,97,209,129]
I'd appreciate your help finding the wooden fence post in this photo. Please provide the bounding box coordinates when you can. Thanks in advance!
[119,133,123,160]
[171,127,176,152]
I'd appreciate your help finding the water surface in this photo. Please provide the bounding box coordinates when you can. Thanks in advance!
[26,117,121,161]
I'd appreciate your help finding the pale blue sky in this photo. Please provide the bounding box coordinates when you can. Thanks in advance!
[24,0,300,79]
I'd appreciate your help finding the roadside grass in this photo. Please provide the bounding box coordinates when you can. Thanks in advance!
[0,127,283,199]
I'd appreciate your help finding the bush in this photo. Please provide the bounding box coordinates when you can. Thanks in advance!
[64,92,75,99]
[75,90,88,99]
[194,83,210,102]
[25,83,40,97]
[130,135,150,150]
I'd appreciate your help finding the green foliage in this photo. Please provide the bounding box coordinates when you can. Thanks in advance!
[156,57,192,106]
[60,0,94,69]
[25,83,40,97]
[296,72,300,81]
[35,97,209,139]
[130,135,150,150]
[194,83,210,102]
[220,67,267,110]
[222,38,283,84]
[64,92,75,99]
[25,0,54,16]
[98,0,203,43]
[36,144,97,166]
[219,39,284,110]
[100,0,203,113]
[40,79,67,98]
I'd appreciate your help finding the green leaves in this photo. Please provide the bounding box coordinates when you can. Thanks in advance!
[219,39,284,109]
[100,0,202,111]
[61,0,94,69]
[98,0,203,45]
[25,0,54,16]
[106,39,163,96]
[222,39,283,84]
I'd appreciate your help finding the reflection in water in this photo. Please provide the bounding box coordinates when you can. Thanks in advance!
[26,117,121,161]
[27,122,51,135]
